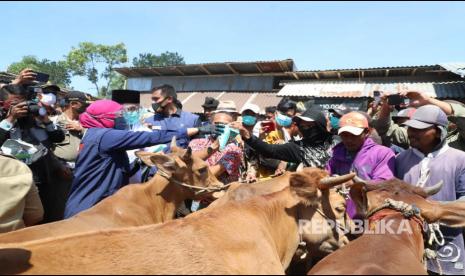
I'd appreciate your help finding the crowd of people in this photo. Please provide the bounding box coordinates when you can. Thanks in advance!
[1,68,464,274]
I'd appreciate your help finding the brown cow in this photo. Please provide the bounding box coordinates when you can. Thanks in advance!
[0,140,223,244]
[308,178,465,275]
[0,168,355,275]
[209,172,352,260]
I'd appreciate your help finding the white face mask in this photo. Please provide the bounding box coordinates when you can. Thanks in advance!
[40,93,57,106]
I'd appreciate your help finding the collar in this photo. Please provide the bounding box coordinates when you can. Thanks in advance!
[412,144,449,159]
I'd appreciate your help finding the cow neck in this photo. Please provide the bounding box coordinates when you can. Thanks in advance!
[368,209,425,261]
[251,187,301,269]
[145,172,187,223]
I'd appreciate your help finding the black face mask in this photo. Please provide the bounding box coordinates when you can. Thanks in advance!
[300,125,327,143]
[152,97,168,114]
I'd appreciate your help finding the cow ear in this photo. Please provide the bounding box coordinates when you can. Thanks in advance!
[289,172,319,206]
[420,200,465,227]
[349,183,368,217]
[149,153,177,172]
[136,151,157,167]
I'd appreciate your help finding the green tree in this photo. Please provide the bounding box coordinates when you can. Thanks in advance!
[66,42,128,98]
[7,55,72,87]
[132,51,185,67]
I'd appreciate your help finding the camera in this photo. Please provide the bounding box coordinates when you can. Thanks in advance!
[25,101,47,116]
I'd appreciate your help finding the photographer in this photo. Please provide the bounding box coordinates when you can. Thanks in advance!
[0,81,67,223]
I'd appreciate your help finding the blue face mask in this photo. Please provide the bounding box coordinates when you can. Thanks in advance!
[114,117,128,130]
[242,115,257,126]
[275,113,293,127]
[329,115,340,130]
[124,111,140,126]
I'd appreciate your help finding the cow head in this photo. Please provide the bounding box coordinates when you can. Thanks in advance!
[136,138,223,200]
[350,178,465,227]
[289,168,355,258]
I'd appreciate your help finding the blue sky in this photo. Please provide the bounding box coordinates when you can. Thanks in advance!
[1,1,464,95]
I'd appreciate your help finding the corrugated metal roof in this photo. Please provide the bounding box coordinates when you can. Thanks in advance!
[440,62,465,78]
[288,65,450,80]
[115,59,295,78]
[278,81,465,98]
[0,72,17,83]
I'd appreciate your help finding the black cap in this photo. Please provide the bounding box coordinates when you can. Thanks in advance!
[40,84,61,94]
[111,89,140,104]
[65,91,88,103]
[202,97,219,109]
[328,105,352,117]
[293,106,327,128]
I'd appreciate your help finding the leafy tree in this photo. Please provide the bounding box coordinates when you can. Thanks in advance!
[132,51,185,67]
[7,55,71,87]
[66,42,127,98]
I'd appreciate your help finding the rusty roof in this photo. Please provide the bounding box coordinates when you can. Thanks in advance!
[115,59,295,77]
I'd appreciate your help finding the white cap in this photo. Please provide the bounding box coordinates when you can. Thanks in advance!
[338,126,365,136]
[240,103,260,114]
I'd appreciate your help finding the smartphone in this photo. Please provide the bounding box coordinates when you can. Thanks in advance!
[261,120,276,132]
[388,94,405,106]
[373,91,381,106]
[34,72,50,83]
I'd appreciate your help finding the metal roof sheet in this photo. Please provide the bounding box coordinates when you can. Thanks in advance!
[115,59,295,78]
[278,81,465,98]
[440,62,465,78]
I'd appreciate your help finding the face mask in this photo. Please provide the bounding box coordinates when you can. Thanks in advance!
[242,115,257,126]
[276,113,292,127]
[113,117,128,130]
[40,93,57,106]
[124,111,140,126]
[329,115,340,130]
[299,125,325,142]
[152,97,168,114]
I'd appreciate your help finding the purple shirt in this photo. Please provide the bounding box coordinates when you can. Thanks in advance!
[327,138,396,180]
[326,138,396,218]
[396,146,465,274]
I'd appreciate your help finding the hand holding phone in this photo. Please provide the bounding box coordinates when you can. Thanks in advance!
[261,120,275,133]
[33,71,50,83]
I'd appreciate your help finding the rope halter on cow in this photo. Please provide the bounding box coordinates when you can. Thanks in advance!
[366,198,445,274]
[157,169,232,196]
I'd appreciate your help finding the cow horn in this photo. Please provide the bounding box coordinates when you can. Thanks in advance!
[296,163,304,173]
[319,173,356,189]
[423,181,444,196]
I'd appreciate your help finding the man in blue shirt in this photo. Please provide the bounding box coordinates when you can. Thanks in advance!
[145,85,201,151]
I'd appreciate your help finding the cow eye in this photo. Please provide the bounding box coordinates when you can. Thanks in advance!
[198,167,208,176]
[335,206,345,213]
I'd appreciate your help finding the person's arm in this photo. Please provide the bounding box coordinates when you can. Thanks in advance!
[245,136,302,164]
[23,182,44,227]
[230,121,302,164]
[100,128,188,152]
[402,91,453,115]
